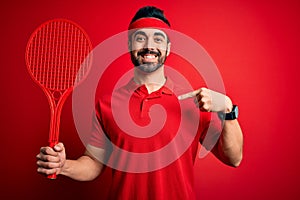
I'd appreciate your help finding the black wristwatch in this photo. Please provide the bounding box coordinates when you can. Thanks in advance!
[218,105,239,120]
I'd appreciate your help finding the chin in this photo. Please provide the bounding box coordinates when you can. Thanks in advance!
[136,63,163,73]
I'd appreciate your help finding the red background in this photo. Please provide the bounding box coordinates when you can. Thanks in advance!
[1,0,300,199]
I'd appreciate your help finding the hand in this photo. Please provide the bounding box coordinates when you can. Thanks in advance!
[178,87,233,113]
[36,142,66,176]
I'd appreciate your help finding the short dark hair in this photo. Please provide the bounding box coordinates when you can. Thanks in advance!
[130,6,171,27]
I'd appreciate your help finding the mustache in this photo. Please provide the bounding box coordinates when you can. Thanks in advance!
[137,49,161,57]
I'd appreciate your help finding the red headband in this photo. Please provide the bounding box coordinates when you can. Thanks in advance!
[128,17,170,30]
[128,18,171,41]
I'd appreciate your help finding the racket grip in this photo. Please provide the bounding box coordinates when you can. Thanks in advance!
[47,141,58,180]
[47,173,57,179]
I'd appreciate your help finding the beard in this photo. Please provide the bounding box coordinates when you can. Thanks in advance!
[131,48,167,73]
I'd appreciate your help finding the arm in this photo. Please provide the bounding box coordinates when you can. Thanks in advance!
[211,119,243,167]
[178,88,243,167]
[37,143,105,181]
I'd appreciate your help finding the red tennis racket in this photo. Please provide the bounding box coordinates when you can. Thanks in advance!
[25,19,92,179]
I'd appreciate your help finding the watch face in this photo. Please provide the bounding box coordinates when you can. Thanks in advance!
[235,106,239,119]
[233,105,239,119]
[225,105,238,120]
[218,105,239,120]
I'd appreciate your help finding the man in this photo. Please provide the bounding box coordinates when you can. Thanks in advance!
[37,6,243,200]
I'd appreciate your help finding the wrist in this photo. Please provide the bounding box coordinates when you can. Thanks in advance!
[218,96,239,120]
[59,159,70,176]
[225,96,233,113]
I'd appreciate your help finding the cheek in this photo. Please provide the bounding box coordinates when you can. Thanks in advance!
[131,50,138,56]
[130,50,139,60]
[158,48,167,57]
[131,42,144,51]
[158,44,168,53]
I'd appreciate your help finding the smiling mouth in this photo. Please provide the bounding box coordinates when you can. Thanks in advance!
[138,50,160,62]
[143,53,157,59]
[140,54,157,63]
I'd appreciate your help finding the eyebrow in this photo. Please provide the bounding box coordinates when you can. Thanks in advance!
[133,31,147,38]
[154,32,166,39]
[133,31,166,39]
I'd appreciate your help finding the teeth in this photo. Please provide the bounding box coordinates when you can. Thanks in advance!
[144,55,155,59]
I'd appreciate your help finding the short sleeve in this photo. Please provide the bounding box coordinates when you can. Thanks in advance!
[88,100,112,150]
[199,112,222,151]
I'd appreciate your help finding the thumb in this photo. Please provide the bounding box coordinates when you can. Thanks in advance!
[53,142,64,152]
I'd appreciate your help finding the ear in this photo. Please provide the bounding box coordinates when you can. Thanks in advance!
[128,40,132,52]
[166,42,171,56]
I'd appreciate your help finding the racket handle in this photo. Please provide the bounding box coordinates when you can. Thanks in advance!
[47,141,58,180]
[47,173,57,179]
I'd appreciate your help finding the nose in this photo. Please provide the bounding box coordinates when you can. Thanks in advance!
[144,38,155,49]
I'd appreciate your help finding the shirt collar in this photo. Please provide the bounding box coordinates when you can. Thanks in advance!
[125,77,174,96]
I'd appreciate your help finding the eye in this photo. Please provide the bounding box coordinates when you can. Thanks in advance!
[135,36,146,42]
[154,37,164,43]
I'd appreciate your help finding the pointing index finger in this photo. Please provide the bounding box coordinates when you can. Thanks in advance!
[178,89,200,100]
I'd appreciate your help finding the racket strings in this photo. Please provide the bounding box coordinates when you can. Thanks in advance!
[27,20,92,92]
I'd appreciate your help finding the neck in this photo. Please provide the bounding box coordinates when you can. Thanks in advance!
[134,66,166,93]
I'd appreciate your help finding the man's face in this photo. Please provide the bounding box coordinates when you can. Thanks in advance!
[129,28,170,73]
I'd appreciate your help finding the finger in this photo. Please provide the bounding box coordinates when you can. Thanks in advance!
[178,89,200,100]
[40,146,57,156]
[54,142,64,152]
[200,102,211,112]
[37,151,60,162]
[194,98,203,108]
[194,93,212,112]
[37,160,61,169]
[37,167,57,175]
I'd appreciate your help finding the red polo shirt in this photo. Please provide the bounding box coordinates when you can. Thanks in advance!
[89,78,222,200]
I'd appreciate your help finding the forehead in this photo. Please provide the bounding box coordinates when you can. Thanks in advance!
[132,28,167,37]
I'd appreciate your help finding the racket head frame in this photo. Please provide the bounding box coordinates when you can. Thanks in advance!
[25,18,93,179]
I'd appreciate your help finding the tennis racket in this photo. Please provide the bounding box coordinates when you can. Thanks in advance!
[25,19,92,179]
